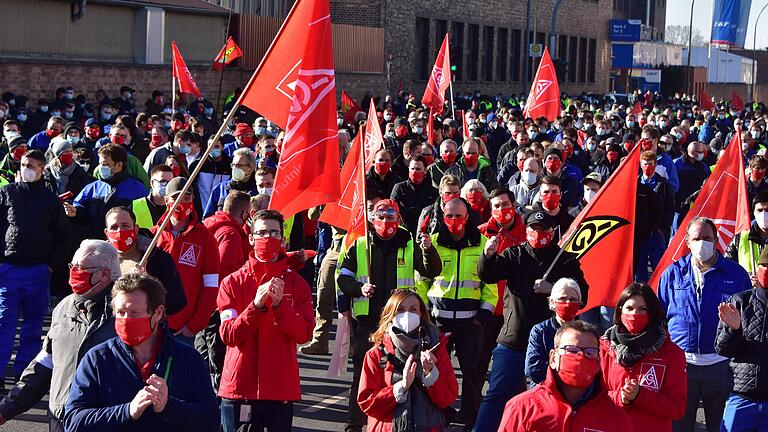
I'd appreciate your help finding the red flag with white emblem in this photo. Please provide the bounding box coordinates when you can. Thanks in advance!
[172,41,202,98]
[236,0,340,217]
[422,34,451,115]
[523,47,560,121]
[648,131,751,288]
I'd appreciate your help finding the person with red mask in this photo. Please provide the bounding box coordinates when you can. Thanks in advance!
[366,148,402,197]
[391,155,439,234]
[27,116,63,152]
[525,278,584,385]
[337,199,442,432]
[0,135,28,183]
[530,175,575,242]
[203,190,251,279]
[63,273,219,432]
[445,138,499,193]
[132,164,172,229]
[600,283,687,432]
[539,147,581,210]
[421,197,497,429]
[461,179,491,223]
[635,151,674,282]
[416,174,462,237]
[144,130,196,175]
[498,321,633,432]
[640,125,680,192]
[151,177,220,344]
[223,122,255,158]
[104,206,185,315]
[81,118,102,153]
[148,125,168,150]
[216,209,314,431]
[426,139,458,188]
[475,211,587,432]
[593,142,624,180]
[745,155,768,205]
[0,240,118,429]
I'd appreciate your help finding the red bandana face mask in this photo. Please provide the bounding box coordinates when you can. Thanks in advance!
[172,201,193,220]
[240,135,254,147]
[517,160,525,171]
[554,301,580,322]
[466,190,485,208]
[115,316,154,347]
[373,219,398,239]
[59,152,74,166]
[112,135,125,145]
[607,151,620,163]
[374,162,391,176]
[491,207,515,224]
[46,128,60,138]
[441,153,457,165]
[639,138,654,152]
[86,128,100,139]
[545,158,562,173]
[621,313,650,334]
[170,165,181,177]
[541,192,561,211]
[557,353,598,388]
[441,193,460,204]
[151,134,162,146]
[409,170,425,184]
[443,216,466,234]
[254,236,281,261]
[69,267,98,295]
[106,229,137,252]
[395,126,409,138]
[526,227,553,248]
[758,266,768,289]
[751,169,766,183]
[641,163,656,178]
[464,154,480,166]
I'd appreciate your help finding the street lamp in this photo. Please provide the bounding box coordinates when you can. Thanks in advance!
[751,3,768,102]
[685,0,695,96]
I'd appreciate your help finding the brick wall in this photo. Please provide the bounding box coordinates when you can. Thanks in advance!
[330,0,382,27]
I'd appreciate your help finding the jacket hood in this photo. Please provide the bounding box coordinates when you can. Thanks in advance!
[203,210,244,234]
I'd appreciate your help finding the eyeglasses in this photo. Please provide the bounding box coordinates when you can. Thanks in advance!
[68,263,100,272]
[253,229,281,239]
[557,345,599,359]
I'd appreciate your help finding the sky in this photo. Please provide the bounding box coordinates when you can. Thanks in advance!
[666,0,768,49]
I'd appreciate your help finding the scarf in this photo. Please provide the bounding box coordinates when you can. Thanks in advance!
[385,325,445,432]
[605,324,666,367]
[48,159,76,194]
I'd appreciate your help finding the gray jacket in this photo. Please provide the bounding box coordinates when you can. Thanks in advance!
[0,289,116,422]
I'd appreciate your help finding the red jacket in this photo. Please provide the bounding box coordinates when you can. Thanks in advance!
[152,212,220,333]
[498,368,634,432]
[217,255,313,401]
[203,211,250,279]
[357,333,458,432]
[479,214,526,315]
[599,333,687,432]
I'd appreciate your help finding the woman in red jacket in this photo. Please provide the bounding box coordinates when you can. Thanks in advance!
[358,289,458,432]
[599,282,687,432]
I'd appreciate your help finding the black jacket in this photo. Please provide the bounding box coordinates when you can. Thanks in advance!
[0,180,70,267]
[715,288,768,401]
[478,243,587,351]
[366,167,402,197]
[391,179,439,235]
[337,227,442,327]
[137,231,187,315]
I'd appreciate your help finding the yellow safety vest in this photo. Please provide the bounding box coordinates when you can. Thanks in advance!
[344,235,415,319]
[427,233,497,320]
[737,231,763,274]
[131,197,153,230]
[283,215,294,250]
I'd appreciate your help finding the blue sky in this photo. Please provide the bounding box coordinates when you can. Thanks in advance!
[666,0,768,49]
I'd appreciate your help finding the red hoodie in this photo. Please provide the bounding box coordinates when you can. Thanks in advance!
[599,332,687,432]
[498,367,634,432]
[152,211,220,333]
[217,255,313,401]
[478,213,526,315]
[203,211,250,279]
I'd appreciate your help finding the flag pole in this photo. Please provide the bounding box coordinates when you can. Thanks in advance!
[359,124,371,276]
[139,0,303,267]
[172,76,176,113]
[449,79,455,118]
[216,9,233,121]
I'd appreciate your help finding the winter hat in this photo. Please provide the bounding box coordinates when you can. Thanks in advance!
[234,122,254,137]
[50,137,72,157]
[8,135,26,151]
[543,147,562,161]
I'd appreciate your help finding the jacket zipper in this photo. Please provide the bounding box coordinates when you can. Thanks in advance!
[455,247,461,302]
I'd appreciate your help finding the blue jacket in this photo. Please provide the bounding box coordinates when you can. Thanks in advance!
[673,156,710,211]
[525,316,561,384]
[74,174,148,238]
[698,123,715,146]
[202,178,258,218]
[655,152,680,193]
[223,141,254,158]
[28,131,52,152]
[63,331,218,432]
[658,253,751,355]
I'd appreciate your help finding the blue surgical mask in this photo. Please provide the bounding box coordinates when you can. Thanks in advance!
[101,112,112,121]
[67,137,79,145]
[98,165,112,179]
[179,145,191,155]
[413,126,424,134]
[204,108,214,116]
[16,113,27,122]
[210,148,222,158]
[39,105,49,113]
[255,127,267,136]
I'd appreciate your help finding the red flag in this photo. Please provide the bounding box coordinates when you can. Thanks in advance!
[171,41,202,98]
[523,47,561,121]
[648,131,751,288]
[732,91,745,112]
[457,110,470,142]
[340,90,361,124]
[422,34,451,114]
[559,144,640,312]
[699,88,716,111]
[235,0,339,217]
[212,36,243,70]
[629,101,642,115]
[319,102,383,238]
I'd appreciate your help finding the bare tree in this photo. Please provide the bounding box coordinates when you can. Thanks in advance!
[665,25,707,46]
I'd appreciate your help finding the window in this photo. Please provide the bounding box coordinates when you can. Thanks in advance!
[482,26,494,81]
[578,37,588,83]
[568,36,578,82]
[511,29,521,82]
[414,17,430,80]
[588,38,597,83]
[559,35,568,82]
[451,22,464,81]
[435,20,447,52]
[528,32,546,83]
[467,24,479,81]
[497,28,509,82]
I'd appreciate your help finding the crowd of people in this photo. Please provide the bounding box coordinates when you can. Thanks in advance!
[0,85,764,432]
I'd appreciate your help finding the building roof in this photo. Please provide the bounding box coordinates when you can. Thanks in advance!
[89,0,230,15]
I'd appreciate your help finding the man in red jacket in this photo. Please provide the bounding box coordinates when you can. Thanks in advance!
[498,320,634,432]
[151,177,220,343]
[203,190,251,279]
[217,209,314,431]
